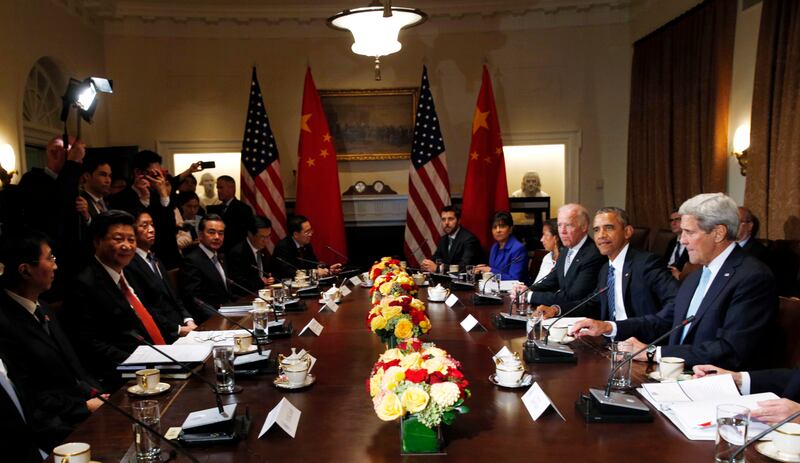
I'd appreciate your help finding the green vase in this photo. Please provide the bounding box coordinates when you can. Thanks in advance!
[400,414,443,454]
[384,336,397,350]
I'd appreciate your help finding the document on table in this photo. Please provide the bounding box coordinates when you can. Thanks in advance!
[121,344,212,365]
[174,329,251,346]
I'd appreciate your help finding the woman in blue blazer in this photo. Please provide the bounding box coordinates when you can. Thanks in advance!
[475,211,527,281]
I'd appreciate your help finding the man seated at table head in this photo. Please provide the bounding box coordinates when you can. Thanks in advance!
[512,203,605,315]
[125,210,197,340]
[227,215,276,295]
[736,206,771,265]
[0,230,107,452]
[419,205,482,273]
[62,210,169,390]
[571,193,777,370]
[180,213,233,322]
[535,206,678,321]
[272,214,342,279]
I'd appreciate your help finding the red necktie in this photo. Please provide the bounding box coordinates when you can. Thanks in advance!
[119,277,166,345]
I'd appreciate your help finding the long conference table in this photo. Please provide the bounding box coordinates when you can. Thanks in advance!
[59,284,773,462]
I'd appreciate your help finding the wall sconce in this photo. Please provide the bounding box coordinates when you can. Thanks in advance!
[0,143,17,187]
[732,123,750,176]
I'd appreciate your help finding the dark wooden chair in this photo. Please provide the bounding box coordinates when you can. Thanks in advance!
[527,249,549,282]
[630,227,650,251]
[777,296,800,367]
[648,228,675,259]
[767,240,800,297]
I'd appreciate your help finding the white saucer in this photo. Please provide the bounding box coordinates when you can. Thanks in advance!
[360,282,373,288]
[756,441,800,462]
[318,298,342,304]
[234,344,258,355]
[648,371,693,382]
[553,335,575,344]
[488,373,533,389]
[274,373,316,389]
[428,296,447,303]
[127,382,171,396]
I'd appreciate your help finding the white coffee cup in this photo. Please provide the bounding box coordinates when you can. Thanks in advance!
[659,357,685,380]
[135,368,160,392]
[495,358,524,385]
[252,298,268,311]
[428,285,448,301]
[412,273,425,286]
[234,333,253,352]
[482,272,494,281]
[258,288,272,301]
[549,324,568,342]
[449,264,459,273]
[282,357,310,386]
[53,442,91,463]
[774,423,800,456]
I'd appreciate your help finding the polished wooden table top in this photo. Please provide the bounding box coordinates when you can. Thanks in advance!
[60,285,772,462]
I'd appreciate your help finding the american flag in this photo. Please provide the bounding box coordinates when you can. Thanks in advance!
[240,67,286,252]
[404,66,451,267]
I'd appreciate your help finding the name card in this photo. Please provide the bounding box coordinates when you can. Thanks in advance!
[492,346,514,363]
[259,398,301,438]
[319,302,339,313]
[445,293,459,307]
[460,314,485,332]
[521,382,565,422]
[233,350,272,366]
[349,275,362,285]
[299,318,324,336]
[340,285,352,297]
[182,404,237,430]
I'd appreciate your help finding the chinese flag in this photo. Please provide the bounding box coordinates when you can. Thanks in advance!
[295,68,348,264]
[460,65,510,250]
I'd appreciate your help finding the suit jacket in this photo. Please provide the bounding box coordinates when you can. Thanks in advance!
[528,236,606,314]
[750,369,800,401]
[125,252,192,343]
[431,226,483,271]
[740,238,771,266]
[227,239,270,296]
[207,198,253,253]
[0,356,46,461]
[0,292,101,451]
[616,245,777,370]
[272,236,320,279]
[60,258,168,389]
[663,236,690,271]
[179,246,231,322]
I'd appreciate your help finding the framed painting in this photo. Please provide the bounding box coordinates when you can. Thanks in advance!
[319,87,418,161]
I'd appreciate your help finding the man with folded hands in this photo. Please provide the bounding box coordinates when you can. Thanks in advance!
[569,193,777,370]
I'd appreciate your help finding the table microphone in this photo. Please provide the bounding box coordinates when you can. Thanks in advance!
[77,382,201,463]
[193,296,270,349]
[126,331,226,414]
[479,254,526,294]
[325,245,349,264]
[275,256,300,273]
[728,409,800,462]
[223,280,293,338]
[221,279,280,324]
[297,256,325,267]
[544,285,608,345]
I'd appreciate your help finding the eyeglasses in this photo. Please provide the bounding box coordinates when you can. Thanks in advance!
[28,254,56,264]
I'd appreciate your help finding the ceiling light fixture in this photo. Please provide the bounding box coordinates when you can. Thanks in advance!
[327,0,426,80]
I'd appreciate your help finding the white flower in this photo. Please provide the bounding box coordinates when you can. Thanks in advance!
[430,382,460,408]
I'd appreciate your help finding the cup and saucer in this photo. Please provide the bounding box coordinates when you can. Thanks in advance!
[127,368,171,396]
[490,355,532,388]
[647,357,692,382]
[548,325,574,344]
[488,373,533,389]
[274,352,314,389]
[756,423,800,462]
[427,285,450,303]
[274,373,316,390]
[647,371,693,382]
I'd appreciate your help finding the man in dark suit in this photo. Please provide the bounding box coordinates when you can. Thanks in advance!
[227,215,275,295]
[420,206,482,273]
[737,206,771,265]
[664,209,689,278]
[61,211,169,390]
[0,355,47,462]
[179,214,232,321]
[75,155,112,224]
[513,203,605,315]
[573,193,777,370]
[126,210,197,342]
[0,230,106,451]
[272,215,343,279]
[537,207,678,321]
[206,175,253,253]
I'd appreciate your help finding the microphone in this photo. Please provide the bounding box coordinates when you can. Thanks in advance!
[126,331,226,414]
[728,410,800,462]
[325,245,349,264]
[193,296,271,348]
[479,254,526,294]
[250,264,271,279]
[544,285,608,345]
[77,382,201,463]
[222,280,289,330]
[275,256,300,276]
[297,256,325,267]
[511,265,556,312]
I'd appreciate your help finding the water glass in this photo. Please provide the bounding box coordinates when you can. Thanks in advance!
[465,265,476,284]
[212,346,236,393]
[609,341,632,389]
[715,404,750,463]
[526,311,543,344]
[252,308,269,334]
[435,259,444,274]
[131,400,161,462]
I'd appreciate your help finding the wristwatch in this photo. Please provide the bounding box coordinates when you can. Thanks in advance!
[646,345,657,364]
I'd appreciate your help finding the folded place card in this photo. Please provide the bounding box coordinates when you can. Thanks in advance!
[521,382,565,422]
[299,318,324,336]
[492,346,514,363]
[233,350,272,366]
[182,404,238,431]
[349,275,362,285]
[259,398,301,438]
[319,301,339,313]
[460,314,485,332]
[445,293,459,307]
[340,285,352,297]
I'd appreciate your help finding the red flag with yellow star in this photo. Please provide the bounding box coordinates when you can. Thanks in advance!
[460,65,510,250]
[295,67,347,264]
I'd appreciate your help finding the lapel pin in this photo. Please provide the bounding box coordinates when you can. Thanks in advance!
[724,273,730,277]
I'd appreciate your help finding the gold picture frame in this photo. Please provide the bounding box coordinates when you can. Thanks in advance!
[319,87,418,161]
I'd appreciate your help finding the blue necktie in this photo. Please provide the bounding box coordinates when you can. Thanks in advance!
[680,267,712,343]
[606,265,616,321]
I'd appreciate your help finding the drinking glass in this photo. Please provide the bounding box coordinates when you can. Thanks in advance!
[212,346,236,393]
[609,341,632,390]
[715,404,750,463]
[435,259,444,274]
[131,400,161,462]
[465,265,476,285]
[526,311,543,345]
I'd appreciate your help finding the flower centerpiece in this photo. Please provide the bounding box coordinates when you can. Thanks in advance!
[369,257,403,281]
[367,338,470,453]
[367,295,430,347]
[369,271,418,304]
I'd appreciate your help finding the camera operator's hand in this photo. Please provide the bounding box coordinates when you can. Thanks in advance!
[67,138,86,163]
[133,175,151,201]
[145,169,170,200]
[75,196,90,222]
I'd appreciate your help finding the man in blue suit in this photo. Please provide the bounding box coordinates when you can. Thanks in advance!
[572,193,777,370]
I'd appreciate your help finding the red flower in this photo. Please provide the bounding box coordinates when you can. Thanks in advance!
[428,371,446,384]
[365,378,371,393]
[447,368,464,380]
[410,339,422,352]
[405,368,428,383]
[410,310,426,324]
[382,359,401,370]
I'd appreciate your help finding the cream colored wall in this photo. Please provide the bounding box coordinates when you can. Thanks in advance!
[0,0,108,178]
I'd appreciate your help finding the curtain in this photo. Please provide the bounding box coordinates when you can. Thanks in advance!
[626,0,736,229]
[745,0,800,240]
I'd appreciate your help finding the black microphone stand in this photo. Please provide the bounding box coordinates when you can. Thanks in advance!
[194,297,270,348]
[224,280,294,338]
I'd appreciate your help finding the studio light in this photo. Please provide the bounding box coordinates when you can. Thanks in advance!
[328,0,426,80]
[61,77,113,124]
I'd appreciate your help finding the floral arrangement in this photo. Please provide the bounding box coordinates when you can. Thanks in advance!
[369,256,403,281]
[367,295,431,345]
[367,338,470,428]
[369,271,418,304]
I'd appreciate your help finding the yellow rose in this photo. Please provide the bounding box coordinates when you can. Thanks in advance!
[370,315,387,331]
[382,366,406,391]
[401,386,430,413]
[423,346,447,358]
[379,281,395,295]
[379,348,402,362]
[375,392,404,421]
[381,304,403,320]
[419,318,431,333]
[394,318,414,339]
[410,299,425,311]
[422,356,448,374]
[369,370,384,397]
[400,352,422,370]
